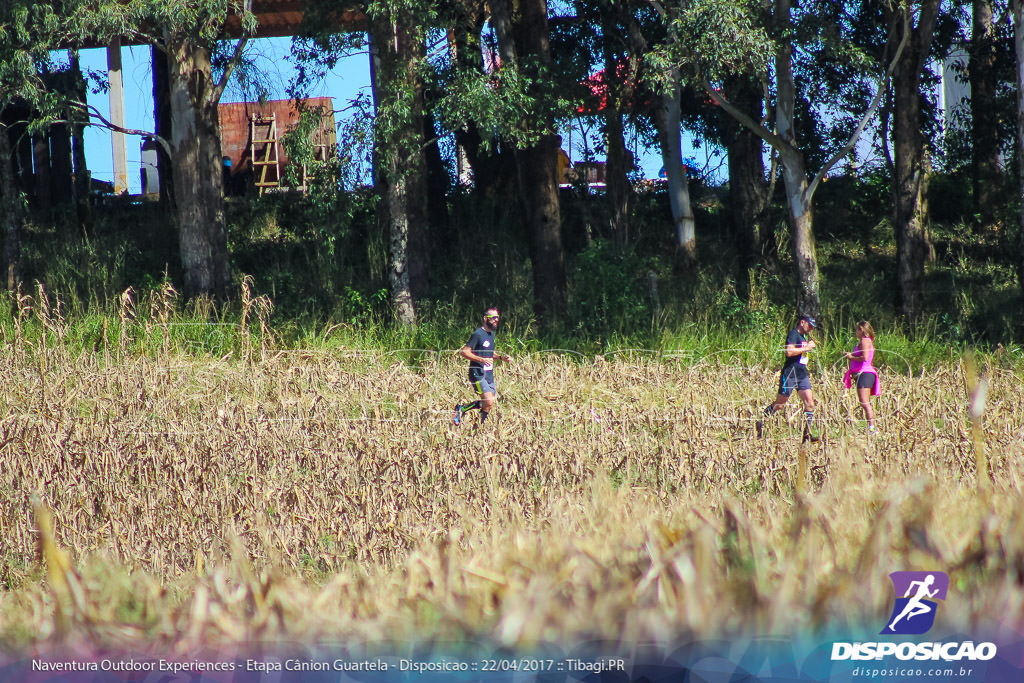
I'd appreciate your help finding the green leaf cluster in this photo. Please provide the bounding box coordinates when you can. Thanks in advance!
[650,0,773,87]
[433,64,565,151]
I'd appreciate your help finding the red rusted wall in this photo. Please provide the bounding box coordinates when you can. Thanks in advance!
[218,97,336,188]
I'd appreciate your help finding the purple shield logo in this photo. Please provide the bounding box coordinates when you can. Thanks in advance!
[881,571,949,635]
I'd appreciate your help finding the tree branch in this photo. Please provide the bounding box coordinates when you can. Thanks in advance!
[212,0,254,104]
[805,12,910,199]
[702,79,789,152]
[761,79,773,128]
[124,28,159,49]
[644,0,667,19]
[912,0,943,78]
[69,100,171,158]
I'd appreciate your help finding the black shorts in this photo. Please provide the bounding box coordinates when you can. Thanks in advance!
[854,372,877,390]
[778,365,811,396]
[469,368,496,395]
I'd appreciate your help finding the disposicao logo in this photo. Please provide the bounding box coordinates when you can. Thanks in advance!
[831,570,998,662]
[881,571,948,635]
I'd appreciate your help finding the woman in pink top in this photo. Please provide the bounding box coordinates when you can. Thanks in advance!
[843,320,880,432]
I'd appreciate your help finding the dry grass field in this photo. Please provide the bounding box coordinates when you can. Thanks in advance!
[0,296,1022,660]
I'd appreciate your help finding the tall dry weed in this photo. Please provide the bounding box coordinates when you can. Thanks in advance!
[0,326,1021,653]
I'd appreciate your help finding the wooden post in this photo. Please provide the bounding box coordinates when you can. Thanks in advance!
[108,38,129,194]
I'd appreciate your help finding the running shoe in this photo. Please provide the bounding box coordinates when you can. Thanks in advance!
[452,404,462,425]
[803,429,820,444]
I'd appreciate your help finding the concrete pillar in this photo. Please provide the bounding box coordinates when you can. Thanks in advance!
[107,38,129,194]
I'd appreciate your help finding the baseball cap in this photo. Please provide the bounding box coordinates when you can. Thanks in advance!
[800,315,817,328]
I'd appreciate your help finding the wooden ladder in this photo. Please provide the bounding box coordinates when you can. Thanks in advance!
[249,113,280,195]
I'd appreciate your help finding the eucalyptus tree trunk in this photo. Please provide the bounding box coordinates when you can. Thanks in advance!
[449,1,510,195]
[779,151,819,318]
[494,0,567,322]
[604,98,632,246]
[0,127,21,292]
[406,36,431,298]
[653,72,696,262]
[368,12,423,328]
[775,0,820,318]
[971,0,999,227]
[384,171,416,326]
[890,0,941,320]
[704,0,904,317]
[1014,0,1024,290]
[167,38,231,300]
[724,78,771,275]
[601,10,632,246]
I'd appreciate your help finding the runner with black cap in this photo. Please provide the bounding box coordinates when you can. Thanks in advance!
[756,314,820,442]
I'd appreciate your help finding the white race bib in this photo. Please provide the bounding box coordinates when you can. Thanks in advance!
[799,354,808,365]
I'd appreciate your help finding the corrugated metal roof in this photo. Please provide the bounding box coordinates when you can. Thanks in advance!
[84,1,364,46]
[224,1,365,39]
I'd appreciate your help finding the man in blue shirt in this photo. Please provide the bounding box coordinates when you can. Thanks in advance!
[453,307,512,426]
[756,315,819,442]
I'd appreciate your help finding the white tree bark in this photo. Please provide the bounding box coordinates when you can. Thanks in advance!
[654,71,695,260]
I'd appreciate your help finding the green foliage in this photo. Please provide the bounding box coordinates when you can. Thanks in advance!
[281,104,335,190]
[146,1,257,45]
[568,240,660,340]
[17,202,178,307]
[653,0,773,86]
[13,153,1024,372]
[227,187,379,320]
[0,1,76,120]
[433,66,565,151]
[334,92,376,190]
[927,171,975,226]
[339,286,389,328]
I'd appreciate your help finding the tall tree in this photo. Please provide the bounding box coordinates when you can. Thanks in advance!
[655,0,907,317]
[1013,0,1024,290]
[0,0,62,293]
[592,0,644,246]
[722,76,775,284]
[444,0,516,195]
[887,0,941,319]
[642,3,697,260]
[970,0,1000,227]
[652,71,697,260]
[367,3,428,328]
[165,32,243,300]
[295,0,430,326]
[71,0,257,300]
[491,0,568,322]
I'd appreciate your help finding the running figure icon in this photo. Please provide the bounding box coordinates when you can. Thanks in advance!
[888,574,939,632]
[881,571,948,635]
